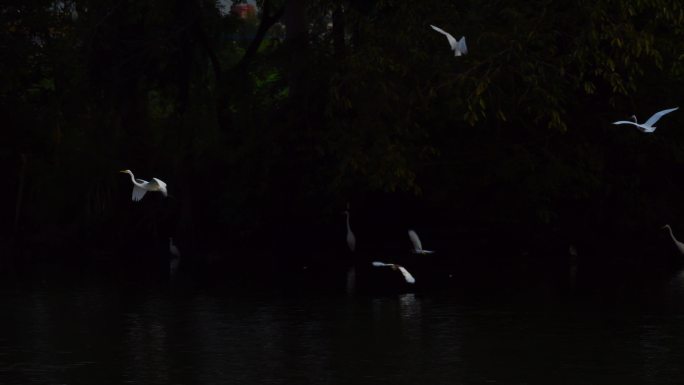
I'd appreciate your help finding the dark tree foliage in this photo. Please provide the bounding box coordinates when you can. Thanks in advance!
[2,0,684,275]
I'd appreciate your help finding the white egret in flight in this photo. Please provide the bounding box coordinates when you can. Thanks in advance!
[344,210,356,252]
[430,25,467,56]
[408,229,435,254]
[120,169,168,201]
[612,107,678,133]
[372,261,416,284]
[662,224,684,255]
[169,237,181,276]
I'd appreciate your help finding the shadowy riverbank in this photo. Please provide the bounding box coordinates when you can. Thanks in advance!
[2,222,682,300]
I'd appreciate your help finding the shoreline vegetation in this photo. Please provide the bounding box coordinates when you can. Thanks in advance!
[3,1,684,287]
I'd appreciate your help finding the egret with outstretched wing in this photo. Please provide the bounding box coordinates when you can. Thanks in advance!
[372,261,416,284]
[430,25,467,56]
[120,169,168,201]
[408,229,435,254]
[612,107,678,133]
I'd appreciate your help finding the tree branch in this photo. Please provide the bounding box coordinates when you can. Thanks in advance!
[235,0,286,71]
[194,22,222,84]
[332,3,346,60]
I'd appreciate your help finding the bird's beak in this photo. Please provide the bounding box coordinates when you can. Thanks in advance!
[119,170,127,173]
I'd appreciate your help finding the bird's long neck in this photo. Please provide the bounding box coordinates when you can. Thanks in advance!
[345,212,352,233]
[667,226,679,243]
[126,171,137,184]
[126,171,145,187]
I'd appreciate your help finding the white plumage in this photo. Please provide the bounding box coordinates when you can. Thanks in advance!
[663,224,684,255]
[372,261,416,284]
[430,25,467,56]
[120,169,168,201]
[612,107,678,133]
[346,266,356,294]
[344,210,356,252]
[408,229,435,254]
[169,237,181,258]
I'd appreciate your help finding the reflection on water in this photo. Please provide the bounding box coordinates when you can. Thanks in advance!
[2,278,684,384]
[124,297,170,385]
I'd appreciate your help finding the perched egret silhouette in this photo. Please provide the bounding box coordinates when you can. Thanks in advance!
[372,261,416,284]
[169,237,181,277]
[612,107,678,133]
[120,169,168,201]
[662,224,684,255]
[343,204,357,294]
[346,266,356,294]
[430,25,467,56]
[343,210,356,252]
[568,244,579,289]
[408,230,435,254]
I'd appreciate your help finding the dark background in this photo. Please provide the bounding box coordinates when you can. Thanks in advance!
[2,0,684,285]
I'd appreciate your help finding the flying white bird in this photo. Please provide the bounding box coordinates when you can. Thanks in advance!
[120,169,168,201]
[408,229,435,254]
[663,224,684,255]
[430,25,467,56]
[344,210,356,252]
[372,261,416,284]
[169,237,181,276]
[612,107,678,133]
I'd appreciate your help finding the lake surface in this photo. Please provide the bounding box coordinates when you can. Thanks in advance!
[2,270,684,385]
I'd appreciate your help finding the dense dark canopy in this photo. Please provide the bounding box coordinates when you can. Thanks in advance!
[3,0,684,276]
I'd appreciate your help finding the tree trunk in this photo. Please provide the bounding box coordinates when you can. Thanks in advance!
[284,0,308,97]
[332,4,346,60]
[218,0,286,133]
[14,153,27,234]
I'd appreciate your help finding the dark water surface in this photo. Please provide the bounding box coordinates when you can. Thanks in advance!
[2,270,684,385]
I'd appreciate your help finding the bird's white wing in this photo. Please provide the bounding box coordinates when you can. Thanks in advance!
[396,266,416,284]
[457,36,467,55]
[151,178,168,197]
[612,121,652,133]
[151,177,167,188]
[150,178,167,192]
[643,107,679,127]
[132,185,147,201]
[430,25,457,50]
[408,230,423,252]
